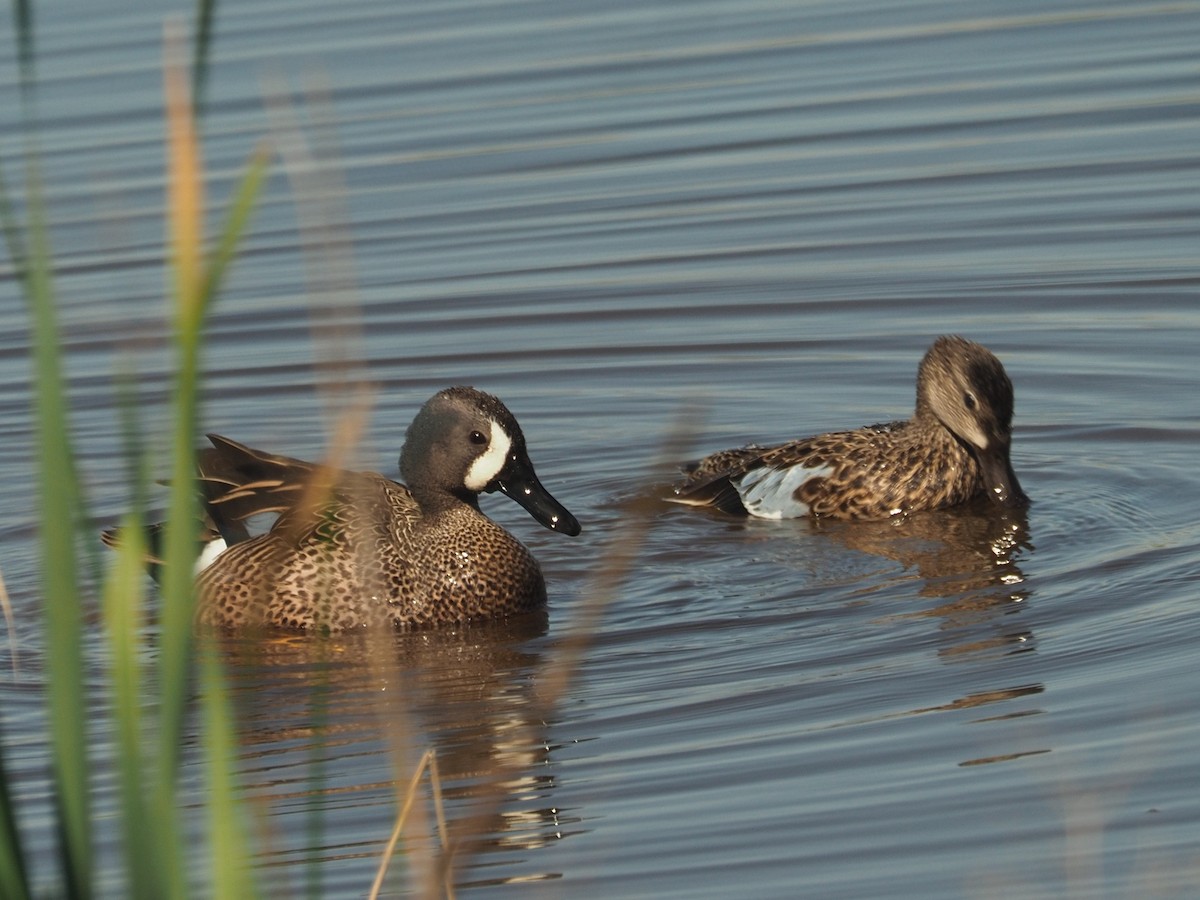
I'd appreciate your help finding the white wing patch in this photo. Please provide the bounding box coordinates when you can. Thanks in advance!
[735,463,833,519]
[464,420,512,491]
[194,538,228,575]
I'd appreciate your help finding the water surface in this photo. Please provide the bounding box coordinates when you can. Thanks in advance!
[2,0,1198,896]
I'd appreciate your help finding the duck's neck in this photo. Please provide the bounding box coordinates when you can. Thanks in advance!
[907,405,975,462]
[410,483,481,518]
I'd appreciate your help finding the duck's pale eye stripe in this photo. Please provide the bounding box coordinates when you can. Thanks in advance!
[464,420,511,491]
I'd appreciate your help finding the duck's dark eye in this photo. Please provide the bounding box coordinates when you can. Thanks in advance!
[963,392,977,410]
[469,430,488,446]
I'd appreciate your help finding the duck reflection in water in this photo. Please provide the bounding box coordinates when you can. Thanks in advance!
[671,335,1034,660]
[818,495,1035,659]
[211,613,579,891]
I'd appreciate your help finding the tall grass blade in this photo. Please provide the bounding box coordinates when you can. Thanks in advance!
[100,375,169,899]
[192,0,219,117]
[369,750,447,900]
[157,38,270,779]
[198,639,258,899]
[202,144,271,301]
[0,720,32,900]
[12,0,32,84]
[125,33,201,900]
[0,164,29,279]
[156,26,268,898]
[0,568,18,678]
[101,512,158,898]
[23,152,94,900]
[8,3,94,895]
[4,6,269,897]
[189,141,267,888]
[25,105,93,900]
[437,407,704,889]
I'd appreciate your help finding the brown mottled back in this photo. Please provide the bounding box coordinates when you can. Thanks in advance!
[673,336,1026,520]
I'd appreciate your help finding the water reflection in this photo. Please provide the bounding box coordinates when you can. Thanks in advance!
[814,501,1048,767]
[212,613,575,891]
[815,497,1032,597]
[819,497,1035,658]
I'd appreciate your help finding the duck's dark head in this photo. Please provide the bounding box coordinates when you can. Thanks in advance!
[402,386,581,535]
[917,336,1028,508]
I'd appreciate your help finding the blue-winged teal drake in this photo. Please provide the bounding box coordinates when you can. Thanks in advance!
[671,336,1027,520]
[107,387,580,632]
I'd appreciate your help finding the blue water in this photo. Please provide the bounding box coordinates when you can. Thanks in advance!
[2,0,1199,896]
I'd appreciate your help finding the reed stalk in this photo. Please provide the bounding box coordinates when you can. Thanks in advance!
[1,3,267,896]
[3,1,92,894]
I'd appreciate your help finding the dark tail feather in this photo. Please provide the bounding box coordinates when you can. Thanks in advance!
[667,475,749,516]
[199,434,312,542]
[101,522,168,582]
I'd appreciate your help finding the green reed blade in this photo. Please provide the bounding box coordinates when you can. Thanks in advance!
[12,0,32,83]
[4,3,274,896]
[101,512,161,898]
[199,639,259,899]
[187,150,268,899]
[6,3,96,896]
[154,64,268,893]
[192,0,219,118]
[101,377,175,900]
[202,144,271,307]
[17,107,94,900]
[0,165,28,277]
[157,143,269,784]
[25,175,93,900]
[0,720,32,900]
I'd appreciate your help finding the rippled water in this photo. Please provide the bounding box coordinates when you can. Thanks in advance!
[2,0,1199,896]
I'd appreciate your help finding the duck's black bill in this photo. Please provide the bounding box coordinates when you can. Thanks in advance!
[978,445,1029,508]
[492,454,582,536]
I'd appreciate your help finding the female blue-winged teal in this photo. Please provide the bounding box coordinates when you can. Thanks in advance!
[109,387,580,632]
[671,336,1027,520]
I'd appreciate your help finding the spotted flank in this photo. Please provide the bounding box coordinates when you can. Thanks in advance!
[102,386,581,633]
[672,335,1027,521]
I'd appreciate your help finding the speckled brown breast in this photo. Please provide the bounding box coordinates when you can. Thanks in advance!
[194,473,547,632]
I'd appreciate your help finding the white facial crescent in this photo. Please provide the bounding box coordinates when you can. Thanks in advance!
[464,420,512,491]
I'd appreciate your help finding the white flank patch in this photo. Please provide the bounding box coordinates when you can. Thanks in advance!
[194,538,228,575]
[736,463,832,519]
[464,420,512,491]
